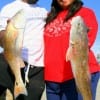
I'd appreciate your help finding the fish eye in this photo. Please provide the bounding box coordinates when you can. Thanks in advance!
[78,22,81,26]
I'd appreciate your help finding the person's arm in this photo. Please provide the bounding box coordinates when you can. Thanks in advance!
[83,8,98,49]
[0,19,11,39]
[0,15,7,40]
[0,6,11,40]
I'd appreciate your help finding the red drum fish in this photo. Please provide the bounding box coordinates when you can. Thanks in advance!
[0,10,27,98]
[66,16,92,100]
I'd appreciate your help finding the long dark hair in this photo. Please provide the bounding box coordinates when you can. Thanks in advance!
[45,0,83,25]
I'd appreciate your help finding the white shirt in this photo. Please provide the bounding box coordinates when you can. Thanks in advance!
[0,0,47,67]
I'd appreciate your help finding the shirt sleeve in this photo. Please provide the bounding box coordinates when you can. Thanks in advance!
[0,6,10,31]
[82,8,98,49]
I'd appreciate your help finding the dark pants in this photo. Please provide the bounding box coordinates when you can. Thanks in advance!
[0,53,45,100]
[46,72,100,100]
[45,79,78,100]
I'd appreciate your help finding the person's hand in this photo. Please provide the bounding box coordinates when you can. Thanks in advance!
[0,19,11,39]
[7,19,11,24]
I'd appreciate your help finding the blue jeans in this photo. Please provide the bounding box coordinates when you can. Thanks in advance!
[78,72,100,100]
[45,79,78,100]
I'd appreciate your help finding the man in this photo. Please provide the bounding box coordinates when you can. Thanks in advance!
[0,0,47,100]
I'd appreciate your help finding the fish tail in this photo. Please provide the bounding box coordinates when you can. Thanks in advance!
[14,81,28,99]
[75,72,92,100]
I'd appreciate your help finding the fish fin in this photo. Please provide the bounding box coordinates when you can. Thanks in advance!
[6,89,13,100]
[14,81,28,99]
[66,47,73,61]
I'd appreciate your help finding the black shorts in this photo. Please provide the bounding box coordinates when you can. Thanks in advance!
[0,53,45,100]
[0,53,14,93]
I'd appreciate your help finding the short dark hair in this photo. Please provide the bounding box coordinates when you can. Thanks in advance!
[28,0,39,4]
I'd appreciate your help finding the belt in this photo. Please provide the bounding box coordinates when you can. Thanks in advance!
[24,61,35,68]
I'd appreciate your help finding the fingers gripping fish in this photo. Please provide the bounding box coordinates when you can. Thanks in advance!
[1,10,28,98]
[66,16,92,100]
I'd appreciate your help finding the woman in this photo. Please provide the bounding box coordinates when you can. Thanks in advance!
[44,0,100,100]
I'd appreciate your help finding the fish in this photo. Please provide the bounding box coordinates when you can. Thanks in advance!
[66,16,92,100]
[95,77,100,100]
[5,89,13,100]
[0,10,27,98]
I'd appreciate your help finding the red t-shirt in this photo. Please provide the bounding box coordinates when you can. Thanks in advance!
[44,7,99,82]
